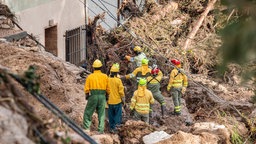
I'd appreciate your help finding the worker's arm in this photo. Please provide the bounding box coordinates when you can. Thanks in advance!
[167,70,175,91]
[183,74,188,87]
[118,79,125,98]
[149,91,155,104]
[130,92,137,110]
[155,70,163,81]
[125,68,138,79]
[84,75,91,94]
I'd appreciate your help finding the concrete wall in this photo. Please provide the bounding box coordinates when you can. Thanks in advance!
[2,0,85,60]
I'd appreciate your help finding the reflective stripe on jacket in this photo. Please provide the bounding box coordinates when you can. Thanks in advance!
[168,68,188,88]
[108,76,125,104]
[84,70,110,94]
[130,86,154,114]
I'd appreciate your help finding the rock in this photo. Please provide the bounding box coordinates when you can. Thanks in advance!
[1,24,11,29]
[157,131,201,144]
[170,19,182,26]
[23,46,40,52]
[0,106,34,144]
[143,131,171,144]
[91,134,114,144]
[192,122,230,143]
[192,122,226,132]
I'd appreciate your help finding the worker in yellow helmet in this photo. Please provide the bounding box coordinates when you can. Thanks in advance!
[107,63,125,133]
[124,46,147,67]
[124,58,151,83]
[130,78,154,123]
[167,59,188,115]
[83,59,110,134]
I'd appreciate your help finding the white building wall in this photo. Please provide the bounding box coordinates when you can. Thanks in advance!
[3,0,85,60]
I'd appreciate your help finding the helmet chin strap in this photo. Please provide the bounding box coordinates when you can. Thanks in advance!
[135,51,141,55]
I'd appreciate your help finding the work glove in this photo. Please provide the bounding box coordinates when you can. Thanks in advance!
[125,55,131,61]
[167,84,171,91]
[181,87,186,94]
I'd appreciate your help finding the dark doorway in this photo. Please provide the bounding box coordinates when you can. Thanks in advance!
[45,25,57,56]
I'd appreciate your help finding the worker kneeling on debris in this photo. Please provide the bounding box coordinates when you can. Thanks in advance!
[130,78,154,123]
[83,59,110,134]
[107,63,125,133]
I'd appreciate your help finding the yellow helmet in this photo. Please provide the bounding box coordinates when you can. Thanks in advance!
[110,63,119,72]
[133,46,142,52]
[92,59,102,68]
[139,78,147,86]
[141,58,149,65]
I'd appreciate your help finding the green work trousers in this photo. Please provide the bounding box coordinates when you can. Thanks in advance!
[83,91,106,133]
[171,87,182,113]
[147,83,165,107]
[147,83,165,105]
[133,110,149,123]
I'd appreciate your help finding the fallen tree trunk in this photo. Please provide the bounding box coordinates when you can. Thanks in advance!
[183,0,217,50]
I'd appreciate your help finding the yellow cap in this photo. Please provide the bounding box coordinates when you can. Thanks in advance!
[110,63,119,72]
[133,46,142,52]
[92,59,102,68]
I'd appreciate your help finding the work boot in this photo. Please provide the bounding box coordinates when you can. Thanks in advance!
[161,105,166,117]
[170,110,181,116]
[170,110,176,115]
[175,111,181,116]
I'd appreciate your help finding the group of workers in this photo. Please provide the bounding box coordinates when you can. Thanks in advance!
[82,46,188,134]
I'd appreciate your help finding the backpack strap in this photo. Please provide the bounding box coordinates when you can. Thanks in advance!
[174,69,183,78]
[147,75,160,84]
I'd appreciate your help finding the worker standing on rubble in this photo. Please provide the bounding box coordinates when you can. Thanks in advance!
[83,59,110,134]
[124,46,147,67]
[147,64,166,117]
[130,78,154,123]
[123,58,154,116]
[124,58,151,83]
[167,59,188,115]
[107,63,125,133]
